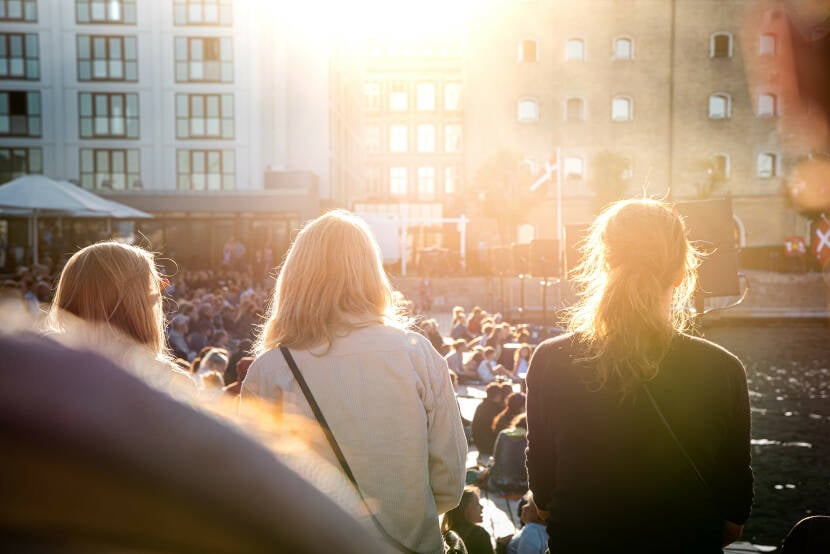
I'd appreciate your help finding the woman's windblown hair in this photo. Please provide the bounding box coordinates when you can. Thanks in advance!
[255,210,406,354]
[565,198,701,396]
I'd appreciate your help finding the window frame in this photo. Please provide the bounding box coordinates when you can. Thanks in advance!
[0,0,38,22]
[417,123,435,153]
[175,92,234,139]
[0,90,41,137]
[563,156,584,180]
[565,96,584,121]
[517,97,540,122]
[79,147,140,190]
[173,0,233,27]
[518,38,539,62]
[612,36,634,60]
[611,95,633,121]
[389,166,407,196]
[444,123,462,153]
[416,82,435,111]
[0,146,41,182]
[77,34,138,82]
[389,124,408,153]
[756,92,777,117]
[176,148,235,191]
[710,32,733,58]
[759,33,777,56]
[364,81,381,111]
[757,152,779,178]
[712,153,731,180]
[417,166,436,198]
[565,38,586,61]
[174,36,233,83]
[365,124,381,153]
[78,91,140,139]
[708,92,732,119]
[0,33,39,80]
[389,81,407,112]
[444,81,461,111]
[76,0,137,25]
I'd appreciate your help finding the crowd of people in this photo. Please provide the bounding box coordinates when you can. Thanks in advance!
[2,200,772,554]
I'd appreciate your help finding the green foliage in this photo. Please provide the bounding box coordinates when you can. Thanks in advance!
[469,149,535,242]
[587,150,631,213]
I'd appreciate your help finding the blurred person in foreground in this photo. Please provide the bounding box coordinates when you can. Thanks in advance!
[526,199,753,553]
[242,210,467,554]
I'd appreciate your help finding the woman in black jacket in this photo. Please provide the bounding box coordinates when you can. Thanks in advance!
[525,199,753,553]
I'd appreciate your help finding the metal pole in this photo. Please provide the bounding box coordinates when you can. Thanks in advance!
[459,215,467,274]
[556,147,563,275]
[519,274,525,319]
[32,209,39,265]
[401,215,408,276]
[541,279,548,328]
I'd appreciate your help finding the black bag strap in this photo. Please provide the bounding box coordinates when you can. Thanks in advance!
[279,346,417,554]
[643,383,712,494]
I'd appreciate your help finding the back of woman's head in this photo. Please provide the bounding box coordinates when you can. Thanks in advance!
[567,198,700,396]
[505,391,526,414]
[256,210,402,353]
[441,486,479,533]
[48,241,165,356]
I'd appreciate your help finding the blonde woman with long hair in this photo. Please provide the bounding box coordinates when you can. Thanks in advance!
[525,199,753,553]
[47,241,191,390]
[242,210,466,554]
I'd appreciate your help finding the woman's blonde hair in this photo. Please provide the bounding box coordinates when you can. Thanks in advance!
[255,210,404,354]
[47,241,167,357]
[565,198,701,397]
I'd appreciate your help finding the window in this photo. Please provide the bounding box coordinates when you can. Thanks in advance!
[566,38,585,61]
[390,166,407,195]
[444,166,461,194]
[712,154,730,179]
[175,93,233,139]
[174,0,232,26]
[76,0,136,24]
[79,148,140,190]
[0,147,41,182]
[174,36,233,82]
[759,33,777,56]
[518,39,538,62]
[366,166,382,196]
[708,93,731,119]
[517,98,539,122]
[365,124,380,153]
[566,97,583,121]
[77,35,138,81]
[710,32,732,58]
[417,167,435,198]
[0,33,39,80]
[0,90,40,136]
[390,124,407,153]
[622,157,633,179]
[177,149,235,190]
[0,0,37,22]
[364,81,380,111]
[417,124,435,153]
[757,93,777,117]
[611,96,632,121]
[417,82,435,111]
[757,152,779,178]
[444,82,461,111]
[564,157,583,179]
[613,37,633,59]
[389,81,407,111]
[78,92,139,138]
[444,124,462,152]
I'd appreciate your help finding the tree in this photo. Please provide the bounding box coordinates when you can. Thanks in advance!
[587,151,631,213]
[469,149,534,243]
[693,156,728,199]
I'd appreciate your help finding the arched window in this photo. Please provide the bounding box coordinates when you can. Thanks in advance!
[759,33,777,56]
[757,93,777,117]
[564,157,583,179]
[565,38,585,61]
[517,98,540,122]
[757,152,779,177]
[566,97,584,121]
[708,93,731,119]
[710,32,733,58]
[518,39,538,62]
[613,37,633,60]
[611,96,632,121]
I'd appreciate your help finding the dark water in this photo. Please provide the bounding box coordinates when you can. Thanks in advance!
[705,325,830,547]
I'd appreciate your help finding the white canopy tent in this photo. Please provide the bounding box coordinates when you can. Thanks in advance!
[0,175,151,264]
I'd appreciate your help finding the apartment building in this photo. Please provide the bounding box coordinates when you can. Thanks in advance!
[0,0,362,268]
[463,0,808,247]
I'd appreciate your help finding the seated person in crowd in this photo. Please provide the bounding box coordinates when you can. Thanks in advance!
[440,486,494,554]
[477,347,512,383]
[487,413,528,494]
[506,491,549,554]
[444,339,468,377]
[472,382,510,459]
[451,306,473,341]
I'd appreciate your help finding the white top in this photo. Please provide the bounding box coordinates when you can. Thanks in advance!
[241,324,467,554]
[506,522,549,554]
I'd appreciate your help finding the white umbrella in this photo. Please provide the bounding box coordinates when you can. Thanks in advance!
[0,175,152,264]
